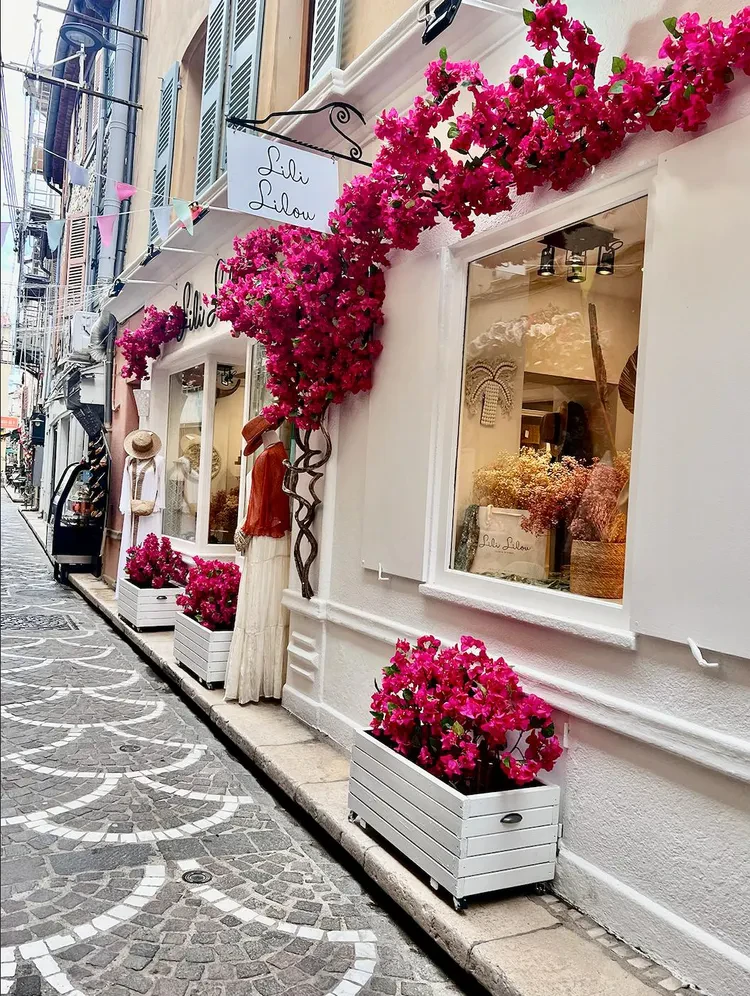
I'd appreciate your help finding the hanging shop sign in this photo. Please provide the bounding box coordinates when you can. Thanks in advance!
[226,129,339,234]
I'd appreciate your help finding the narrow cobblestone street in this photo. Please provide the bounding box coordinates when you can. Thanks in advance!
[0,493,472,996]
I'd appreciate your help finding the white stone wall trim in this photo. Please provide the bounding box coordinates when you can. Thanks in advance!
[283,590,750,783]
[419,582,637,650]
[557,845,750,991]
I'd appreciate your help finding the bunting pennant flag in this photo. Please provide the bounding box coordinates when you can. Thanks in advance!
[172,198,194,236]
[0,221,9,247]
[151,204,172,241]
[46,219,65,252]
[67,160,90,186]
[97,213,117,248]
[115,181,137,201]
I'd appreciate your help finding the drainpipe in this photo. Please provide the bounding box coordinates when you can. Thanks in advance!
[114,0,144,280]
[97,0,136,287]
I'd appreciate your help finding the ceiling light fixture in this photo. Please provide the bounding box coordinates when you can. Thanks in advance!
[537,244,556,277]
[566,251,586,283]
[596,239,623,275]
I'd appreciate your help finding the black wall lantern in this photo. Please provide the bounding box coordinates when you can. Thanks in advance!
[420,0,463,45]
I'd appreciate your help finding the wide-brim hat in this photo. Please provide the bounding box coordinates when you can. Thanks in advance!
[124,429,162,460]
[242,415,277,456]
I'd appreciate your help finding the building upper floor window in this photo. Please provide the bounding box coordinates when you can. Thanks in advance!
[452,197,646,604]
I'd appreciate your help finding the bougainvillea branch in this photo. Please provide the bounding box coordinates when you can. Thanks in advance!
[213,2,749,429]
[117,304,186,383]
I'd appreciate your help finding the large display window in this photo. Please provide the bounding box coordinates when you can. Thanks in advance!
[208,364,246,544]
[452,197,646,603]
[164,364,205,542]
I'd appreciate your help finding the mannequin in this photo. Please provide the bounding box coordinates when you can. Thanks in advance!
[116,430,165,598]
[224,416,291,704]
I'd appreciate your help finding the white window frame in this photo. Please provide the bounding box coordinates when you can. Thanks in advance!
[149,333,252,560]
[423,167,655,646]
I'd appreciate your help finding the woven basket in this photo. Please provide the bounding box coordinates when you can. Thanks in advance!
[570,541,625,599]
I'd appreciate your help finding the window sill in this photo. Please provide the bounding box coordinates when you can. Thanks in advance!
[419,581,637,651]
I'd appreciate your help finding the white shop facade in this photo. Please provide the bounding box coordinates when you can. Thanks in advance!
[110,218,273,566]
[274,7,750,996]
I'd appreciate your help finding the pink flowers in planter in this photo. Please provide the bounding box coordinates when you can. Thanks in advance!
[370,635,562,789]
[117,304,186,383]
[176,558,241,631]
[124,533,187,589]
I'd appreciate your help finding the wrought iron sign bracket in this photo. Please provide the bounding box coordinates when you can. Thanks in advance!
[226,102,373,168]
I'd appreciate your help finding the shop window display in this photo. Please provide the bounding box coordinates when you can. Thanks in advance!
[208,364,246,545]
[453,198,646,602]
[164,364,205,542]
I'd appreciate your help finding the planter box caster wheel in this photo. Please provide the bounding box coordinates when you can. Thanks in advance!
[452,896,467,912]
[348,810,358,824]
[533,882,549,895]
[429,878,439,893]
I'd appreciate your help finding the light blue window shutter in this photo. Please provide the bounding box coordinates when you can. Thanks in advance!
[309,0,344,88]
[148,62,180,244]
[195,0,231,197]
[226,0,264,123]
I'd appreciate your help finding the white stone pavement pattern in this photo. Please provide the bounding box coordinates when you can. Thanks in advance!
[0,494,469,996]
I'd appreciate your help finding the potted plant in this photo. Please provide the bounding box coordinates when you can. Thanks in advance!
[174,558,241,687]
[568,454,630,599]
[469,449,589,581]
[348,635,563,910]
[118,533,187,630]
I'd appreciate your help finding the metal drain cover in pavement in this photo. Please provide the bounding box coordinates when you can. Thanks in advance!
[119,744,142,753]
[1,613,80,631]
[182,870,213,885]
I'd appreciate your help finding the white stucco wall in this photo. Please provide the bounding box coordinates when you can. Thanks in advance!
[281,3,750,996]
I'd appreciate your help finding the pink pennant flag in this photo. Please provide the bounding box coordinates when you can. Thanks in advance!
[115,181,137,201]
[97,213,118,247]
[172,198,194,236]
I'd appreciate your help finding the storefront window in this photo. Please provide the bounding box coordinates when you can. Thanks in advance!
[164,364,204,541]
[453,197,646,602]
[208,364,246,544]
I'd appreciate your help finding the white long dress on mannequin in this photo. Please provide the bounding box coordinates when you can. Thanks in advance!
[115,454,165,598]
[224,429,291,704]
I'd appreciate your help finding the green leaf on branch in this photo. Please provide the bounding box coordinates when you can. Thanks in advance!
[501,756,512,770]
[510,74,524,88]
[541,724,556,738]
[663,16,680,37]
[433,137,441,150]
[724,67,735,83]
[403,688,413,702]
[543,50,554,69]
[447,122,460,139]
[522,8,536,25]
[684,83,696,97]
[452,721,465,736]
[574,84,588,97]
[609,80,626,95]
[611,56,626,74]
[439,46,448,62]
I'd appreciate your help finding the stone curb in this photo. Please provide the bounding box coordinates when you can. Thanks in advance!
[51,568,676,996]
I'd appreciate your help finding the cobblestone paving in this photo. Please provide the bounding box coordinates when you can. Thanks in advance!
[1,494,469,996]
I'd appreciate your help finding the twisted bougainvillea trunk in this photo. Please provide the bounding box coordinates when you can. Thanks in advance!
[205,0,749,597]
[281,411,333,600]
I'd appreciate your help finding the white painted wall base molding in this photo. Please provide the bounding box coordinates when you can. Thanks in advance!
[282,683,360,750]
[556,845,750,996]
[283,591,750,783]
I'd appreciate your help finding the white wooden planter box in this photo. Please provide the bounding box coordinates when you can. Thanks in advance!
[118,579,184,631]
[348,729,561,909]
[173,611,233,687]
